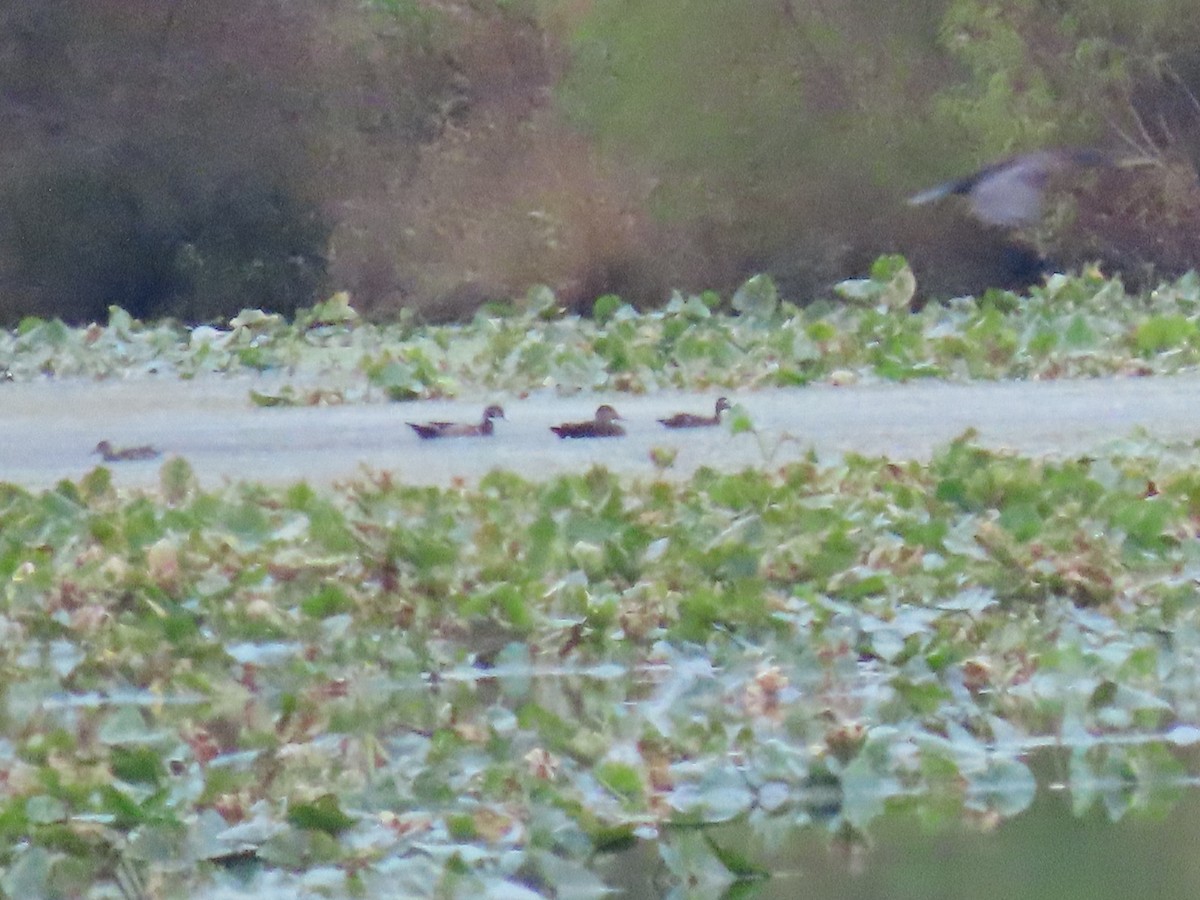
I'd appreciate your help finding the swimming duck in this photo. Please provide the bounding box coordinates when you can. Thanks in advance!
[93,440,161,462]
[907,148,1114,227]
[658,397,732,429]
[550,405,625,439]
[408,404,505,439]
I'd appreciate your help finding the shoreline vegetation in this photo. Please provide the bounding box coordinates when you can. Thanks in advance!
[4,264,1200,404]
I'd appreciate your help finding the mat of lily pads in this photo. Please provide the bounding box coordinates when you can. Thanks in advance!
[6,260,1200,400]
[3,431,1200,898]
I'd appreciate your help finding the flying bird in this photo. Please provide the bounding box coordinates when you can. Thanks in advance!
[907,148,1115,227]
[550,405,625,439]
[407,405,505,439]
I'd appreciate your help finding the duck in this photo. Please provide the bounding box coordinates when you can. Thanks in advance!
[93,440,161,462]
[658,397,732,429]
[407,404,505,439]
[907,147,1116,227]
[550,405,625,439]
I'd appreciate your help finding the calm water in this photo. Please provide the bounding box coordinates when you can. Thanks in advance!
[594,781,1200,899]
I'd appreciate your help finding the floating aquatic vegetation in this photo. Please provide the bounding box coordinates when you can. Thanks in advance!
[5,266,1200,394]
[2,433,1200,894]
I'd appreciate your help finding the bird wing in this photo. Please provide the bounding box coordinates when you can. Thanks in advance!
[967,168,1045,226]
[907,180,966,207]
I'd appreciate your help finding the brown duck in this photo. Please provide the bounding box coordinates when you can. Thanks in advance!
[658,397,732,429]
[408,404,505,439]
[93,440,161,462]
[550,405,625,439]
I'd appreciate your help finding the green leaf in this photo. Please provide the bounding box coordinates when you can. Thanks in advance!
[730,274,779,319]
[160,456,197,504]
[249,388,298,407]
[1134,315,1197,354]
[597,762,644,803]
[111,746,166,785]
[703,833,769,880]
[300,584,353,618]
[287,794,355,836]
[593,294,623,323]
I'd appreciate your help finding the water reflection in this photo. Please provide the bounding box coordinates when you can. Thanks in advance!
[596,780,1200,899]
[396,650,1200,899]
